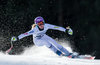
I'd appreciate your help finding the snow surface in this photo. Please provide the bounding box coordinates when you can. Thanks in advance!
[0,42,100,65]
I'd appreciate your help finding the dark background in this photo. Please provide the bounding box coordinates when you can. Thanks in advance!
[0,0,100,59]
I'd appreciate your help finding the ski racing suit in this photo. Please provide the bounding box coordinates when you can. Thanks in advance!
[18,23,70,56]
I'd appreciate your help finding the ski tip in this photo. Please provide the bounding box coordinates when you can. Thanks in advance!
[90,57,95,60]
[85,56,95,60]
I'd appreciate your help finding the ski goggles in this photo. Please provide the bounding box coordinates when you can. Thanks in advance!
[37,21,44,26]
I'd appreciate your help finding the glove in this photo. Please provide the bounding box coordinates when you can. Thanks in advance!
[11,36,19,42]
[68,28,73,35]
[66,26,73,35]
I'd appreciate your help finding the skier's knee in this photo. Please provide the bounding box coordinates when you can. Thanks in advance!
[48,45,63,56]
[48,45,57,53]
[48,44,52,48]
[46,44,52,48]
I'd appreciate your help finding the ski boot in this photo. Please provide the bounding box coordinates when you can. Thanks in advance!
[62,52,79,58]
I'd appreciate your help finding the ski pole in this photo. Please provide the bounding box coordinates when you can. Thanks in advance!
[6,40,13,54]
[5,36,17,54]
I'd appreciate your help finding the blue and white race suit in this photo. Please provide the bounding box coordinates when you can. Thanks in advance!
[18,23,70,56]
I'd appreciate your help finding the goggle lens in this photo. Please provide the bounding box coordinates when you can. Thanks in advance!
[37,21,44,26]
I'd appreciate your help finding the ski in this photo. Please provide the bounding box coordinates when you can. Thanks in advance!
[77,55,95,60]
[67,55,95,60]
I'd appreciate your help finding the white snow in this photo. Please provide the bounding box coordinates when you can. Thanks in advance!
[0,42,100,65]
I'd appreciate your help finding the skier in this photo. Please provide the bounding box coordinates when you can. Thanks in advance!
[11,16,76,57]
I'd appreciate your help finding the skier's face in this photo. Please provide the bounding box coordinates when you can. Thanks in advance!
[38,21,44,29]
[38,25,44,29]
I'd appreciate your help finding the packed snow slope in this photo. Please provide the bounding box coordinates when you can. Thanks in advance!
[0,42,100,65]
